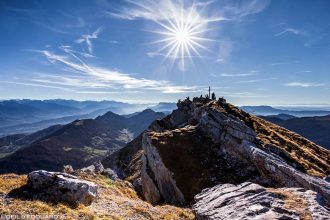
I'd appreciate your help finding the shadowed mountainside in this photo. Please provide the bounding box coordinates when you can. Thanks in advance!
[0,109,164,174]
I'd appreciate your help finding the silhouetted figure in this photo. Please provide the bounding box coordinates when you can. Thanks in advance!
[211,92,216,100]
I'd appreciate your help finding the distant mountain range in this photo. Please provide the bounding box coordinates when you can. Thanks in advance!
[0,109,165,173]
[149,102,177,114]
[0,100,165,137]
[241,105,330,117]
[261,114,330,150]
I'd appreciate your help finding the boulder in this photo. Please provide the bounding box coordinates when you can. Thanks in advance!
[102,168,119,181]
[63,165,74,173]
[193,182,330,220]
[28,170,98,206]
[80,161,105,173]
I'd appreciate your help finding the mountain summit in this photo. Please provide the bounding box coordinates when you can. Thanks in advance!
[105,96,330,213]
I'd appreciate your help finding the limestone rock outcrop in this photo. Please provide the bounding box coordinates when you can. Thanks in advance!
[105,97,330,207]
[28,170,98,205]
[193,182,330,220]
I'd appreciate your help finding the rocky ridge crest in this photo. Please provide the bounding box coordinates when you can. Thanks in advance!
[105,96,330,218]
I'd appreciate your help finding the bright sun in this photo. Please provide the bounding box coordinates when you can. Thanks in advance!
[150,2,212,71]
[175,29,191,43]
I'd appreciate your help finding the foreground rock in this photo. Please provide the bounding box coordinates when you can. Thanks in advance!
[193,182,330,220]
[0,173,194,219]
[28,170,98,205]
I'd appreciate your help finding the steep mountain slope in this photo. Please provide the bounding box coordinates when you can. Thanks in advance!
[262,114,330,150]
[105,97,330,207]
[0,109,165,174]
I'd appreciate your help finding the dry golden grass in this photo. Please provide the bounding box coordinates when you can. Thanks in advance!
[268,188,313,220]
[0,173,27,194]
[215,101,330,178]
[0,173,194,220]
[252,115,330,177]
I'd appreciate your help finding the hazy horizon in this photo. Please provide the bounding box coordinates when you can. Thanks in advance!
[2,98,330,109]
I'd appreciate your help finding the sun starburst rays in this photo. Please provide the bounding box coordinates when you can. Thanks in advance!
[149,2,213,71]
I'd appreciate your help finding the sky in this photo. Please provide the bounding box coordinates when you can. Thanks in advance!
[0,0,330,105]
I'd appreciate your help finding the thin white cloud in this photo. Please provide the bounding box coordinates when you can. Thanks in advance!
[296,70,312,73]
[74,91,121,94]
[235,78,277,83]
[107,0,269,22]
[216,41,233,63]
[75,27,103,54]
[220,91,271,98]
[212,71,258,77]
[268,61,299,66]
[31,49,200,94]
[64,17,85,28]
[4,6,34,14]
[31,73,111,89]
[284,82,324,88]
[106,0,227,22]
[0,80,73,91]
[34,21,76,35]
[221,0,270,20]
[274,28,305,37]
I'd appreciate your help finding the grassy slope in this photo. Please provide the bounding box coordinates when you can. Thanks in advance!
[220,102,330,177]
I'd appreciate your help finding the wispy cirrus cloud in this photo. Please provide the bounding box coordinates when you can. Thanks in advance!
[216,41,233,63]
[295,70,312,73]
[274,28,306,37]
[220,0,270,21]
[106,0,270,22]
[274,27,316,47]
[0,80,74,91]
[220,91,271,98]
[234,77,277,83]
[284,82,324,88]
[212,70,258,77]
[268,61,299,66]
[106,0,227,22]
[25,48,200,94]
[75,27,103,54]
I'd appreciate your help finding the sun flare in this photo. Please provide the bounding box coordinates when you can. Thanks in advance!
[150,2,213,71]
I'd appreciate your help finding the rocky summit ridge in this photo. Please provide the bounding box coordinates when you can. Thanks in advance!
[105,96,330,219]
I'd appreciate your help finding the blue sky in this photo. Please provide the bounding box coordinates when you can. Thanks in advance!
[0,0,329,105]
